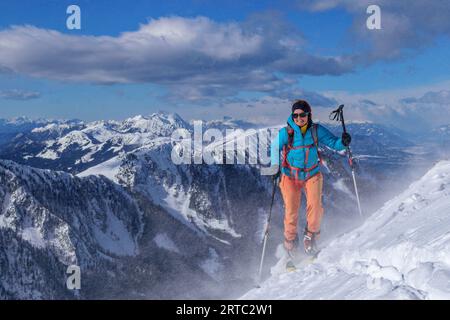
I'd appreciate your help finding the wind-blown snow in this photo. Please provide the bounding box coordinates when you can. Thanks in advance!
[200,248,223,281]
[153,233,180,253]
[243,160,450,300]
[332,178,354,198]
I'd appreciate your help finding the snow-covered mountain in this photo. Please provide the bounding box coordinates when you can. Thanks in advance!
[76,137,284,292]
[243,160,450,299]
[0,159,141,298]
[200,116,258,132]
[0,159,243,299]
[0,114,426,181]
[0,115,419,175]
[0,112,442,299]
[0,117,58,146]
[0,113,190,173]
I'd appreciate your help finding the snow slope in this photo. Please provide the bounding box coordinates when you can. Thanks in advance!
[0,159,231,299]
[243,160,450,300]
[0,160,142,261]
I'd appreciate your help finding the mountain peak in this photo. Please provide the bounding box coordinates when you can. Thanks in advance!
[119,112,190,134]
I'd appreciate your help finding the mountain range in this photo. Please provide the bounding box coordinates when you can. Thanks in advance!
[0,112,447,299]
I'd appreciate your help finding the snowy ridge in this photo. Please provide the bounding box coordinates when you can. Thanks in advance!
[34,113,185,163]
[0,160,142,262]
[0,113,190,174]
[79,141,243,242]
[0,159,228,299]
[243,160,450,299]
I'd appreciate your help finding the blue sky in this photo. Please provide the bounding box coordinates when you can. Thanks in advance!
[0,0,450,129]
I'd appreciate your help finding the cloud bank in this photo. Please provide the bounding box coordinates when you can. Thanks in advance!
[298,0,450,62]
[0,14,354,102]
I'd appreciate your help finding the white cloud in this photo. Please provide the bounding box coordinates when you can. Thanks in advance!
[318,81,450,132]
[0,89,41,100]
[400,90,450,105]
[0,15,356,101]
[179,80,450,132]
[130,16,263,60]
[176,92,338,127]
[298,0,450,62]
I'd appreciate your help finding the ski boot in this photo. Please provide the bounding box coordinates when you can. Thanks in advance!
[284,236,299,272]
[303,228,320,258]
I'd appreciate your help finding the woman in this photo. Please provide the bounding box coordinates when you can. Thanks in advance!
[270,100,351,258]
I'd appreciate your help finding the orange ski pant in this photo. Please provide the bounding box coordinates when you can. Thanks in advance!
[279,172,324,242]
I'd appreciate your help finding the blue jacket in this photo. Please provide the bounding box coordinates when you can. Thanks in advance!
[271,115,346,180]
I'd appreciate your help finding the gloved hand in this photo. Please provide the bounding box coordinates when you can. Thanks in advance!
[342,132,352,146]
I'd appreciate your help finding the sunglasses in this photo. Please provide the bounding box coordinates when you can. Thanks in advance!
[292,112,309,119]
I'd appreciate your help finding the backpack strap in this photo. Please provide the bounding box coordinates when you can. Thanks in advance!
[282,124,295,176]
[311,123,318,148]
[311,123,322,164]
[286,123,294,149]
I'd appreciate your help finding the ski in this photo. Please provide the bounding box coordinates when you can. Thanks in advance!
[285,260,297,272]
[284,250,321,272]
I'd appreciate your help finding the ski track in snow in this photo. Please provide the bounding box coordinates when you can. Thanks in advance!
[200,248,223,281]
[243,161,450,300]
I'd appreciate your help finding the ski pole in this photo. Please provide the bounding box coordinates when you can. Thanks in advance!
[257,177,278,286]
[330,105,363,218]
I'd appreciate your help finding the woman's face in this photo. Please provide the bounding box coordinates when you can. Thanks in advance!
[292,110,309,127]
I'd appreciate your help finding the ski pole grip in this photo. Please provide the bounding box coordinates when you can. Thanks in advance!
[338,105,347,134]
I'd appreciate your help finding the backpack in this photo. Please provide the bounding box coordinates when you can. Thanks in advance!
[281,123,322,179]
